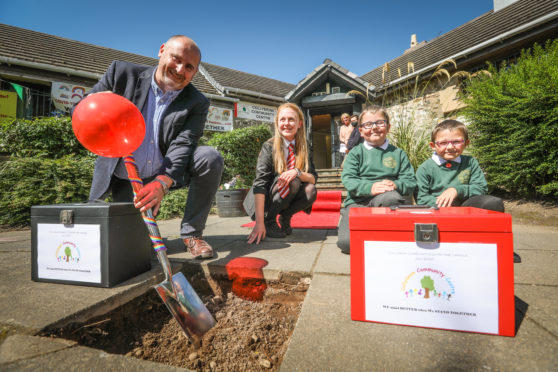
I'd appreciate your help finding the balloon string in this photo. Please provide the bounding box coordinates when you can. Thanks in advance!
[123,154,166,252]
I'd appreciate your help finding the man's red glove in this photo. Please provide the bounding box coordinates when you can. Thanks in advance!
[134,181,165,215]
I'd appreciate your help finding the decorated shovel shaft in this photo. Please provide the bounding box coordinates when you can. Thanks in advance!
[123,155,172,281]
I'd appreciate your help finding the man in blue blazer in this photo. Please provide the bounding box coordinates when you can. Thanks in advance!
[85,35,223,259]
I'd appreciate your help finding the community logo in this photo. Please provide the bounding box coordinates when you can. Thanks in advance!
[55,241,81,263]
[383,156,397,169]
[401,267,455,300]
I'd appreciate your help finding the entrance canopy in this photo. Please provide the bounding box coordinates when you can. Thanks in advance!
[285,59,372,168]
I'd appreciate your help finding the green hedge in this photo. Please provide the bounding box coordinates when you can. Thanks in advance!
[157,188,189,220]
[462,39,558,197]
[0,117,89,158]
[0,117,271,227]
[207,124,272,187]
[0,156,95,226]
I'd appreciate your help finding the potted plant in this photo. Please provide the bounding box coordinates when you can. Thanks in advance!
[215,175,249,217]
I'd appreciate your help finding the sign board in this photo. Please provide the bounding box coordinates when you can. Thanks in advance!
[363,240,499,334]
[205,105,233,132]
[0,90,17,120]
[51,82,90,112]
[235,102,276,123]
[37,223,101,283]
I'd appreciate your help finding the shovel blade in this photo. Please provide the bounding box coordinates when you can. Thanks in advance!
[154,272,216,342]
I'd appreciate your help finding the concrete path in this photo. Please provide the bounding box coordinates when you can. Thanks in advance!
[1,215,557,371]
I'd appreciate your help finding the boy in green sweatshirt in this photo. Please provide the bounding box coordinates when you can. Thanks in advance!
[337,105,416,254]
[416,119,504,211]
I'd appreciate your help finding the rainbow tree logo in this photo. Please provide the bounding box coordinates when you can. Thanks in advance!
[56,241,81,263]
[401,268,455,301]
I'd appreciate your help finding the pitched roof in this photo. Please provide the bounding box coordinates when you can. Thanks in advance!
[286,59,371,103]
[0,23,217,95]
[200,62,295,100]
[360,0,558,88]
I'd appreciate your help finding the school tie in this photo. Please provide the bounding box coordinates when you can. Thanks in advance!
[278,143,295,199]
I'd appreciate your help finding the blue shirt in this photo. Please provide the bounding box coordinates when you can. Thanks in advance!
[114,69,183,180]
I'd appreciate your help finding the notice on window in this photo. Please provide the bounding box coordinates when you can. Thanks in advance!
[37,224,101,283]
[364,241,498,334]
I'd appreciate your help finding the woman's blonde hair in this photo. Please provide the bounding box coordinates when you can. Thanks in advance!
[273,103,309,173]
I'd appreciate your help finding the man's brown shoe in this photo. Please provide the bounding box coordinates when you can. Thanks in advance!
[184,236,214,259]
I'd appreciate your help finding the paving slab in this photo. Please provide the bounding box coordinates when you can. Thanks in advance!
[1,344,190,371]
[514,284,558,336]
[313,242,350,275]
[281,273,558,372]
[0,250,175,332]
[513,250,558,286]
[512,224,558,251]
[161,217,326,280]
[0,334,75,364]
[1,218,557,371]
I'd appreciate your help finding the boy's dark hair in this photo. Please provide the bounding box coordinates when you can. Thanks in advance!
[350,114,358,120]
[358,105,390,126]
[431,119,468,142]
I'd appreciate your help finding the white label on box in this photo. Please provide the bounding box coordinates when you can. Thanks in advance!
[37,224,101,283]
[364,241,498,334]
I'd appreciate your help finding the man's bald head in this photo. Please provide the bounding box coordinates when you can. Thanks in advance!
[155,35,201,92]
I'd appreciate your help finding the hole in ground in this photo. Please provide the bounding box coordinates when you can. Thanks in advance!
[43,268,309,371]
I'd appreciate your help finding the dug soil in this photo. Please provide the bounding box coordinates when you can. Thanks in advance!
[45,271,308,371]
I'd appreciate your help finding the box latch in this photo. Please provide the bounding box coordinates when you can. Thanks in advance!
[414,223,438,243]
[60,210,74,226]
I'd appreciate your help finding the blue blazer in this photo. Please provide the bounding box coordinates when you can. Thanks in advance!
[85,61,210,200]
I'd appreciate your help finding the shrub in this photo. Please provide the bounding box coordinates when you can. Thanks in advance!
[388,110,434,172]
[0,156,95,226]
[0,116,89,158]
[157,188,189,220]
[462,39,558,197]
[207,125,272,187]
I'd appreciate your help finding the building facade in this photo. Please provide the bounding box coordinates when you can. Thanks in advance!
[1,0,557,169]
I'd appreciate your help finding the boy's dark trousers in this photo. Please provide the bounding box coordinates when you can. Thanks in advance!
[337,190,405,254]
[458,195,505,212]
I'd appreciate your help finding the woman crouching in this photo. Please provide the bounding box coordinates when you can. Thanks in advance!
[245,103,318,244]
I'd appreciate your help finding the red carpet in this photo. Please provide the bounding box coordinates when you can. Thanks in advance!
[242,190,341,229]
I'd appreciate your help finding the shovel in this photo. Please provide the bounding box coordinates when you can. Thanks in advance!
[122,155,216,342]
[72,92,216,343]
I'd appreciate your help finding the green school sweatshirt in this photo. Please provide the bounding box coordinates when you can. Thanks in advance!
[341,142,416,207]
[416,155,488,207]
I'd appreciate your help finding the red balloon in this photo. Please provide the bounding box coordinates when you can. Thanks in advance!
[72,92,145,157]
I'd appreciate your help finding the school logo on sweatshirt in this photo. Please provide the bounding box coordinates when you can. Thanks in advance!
[383,156,397,169]
[458,169,471,184]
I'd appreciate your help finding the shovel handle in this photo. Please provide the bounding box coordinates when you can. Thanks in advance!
[122,155,166,253]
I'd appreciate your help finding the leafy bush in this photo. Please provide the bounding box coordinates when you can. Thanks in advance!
[0,117,89,158]
[462,39,558,197]
[207,124,272,187]
[157,188,189,220]
[0,156,95,226]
